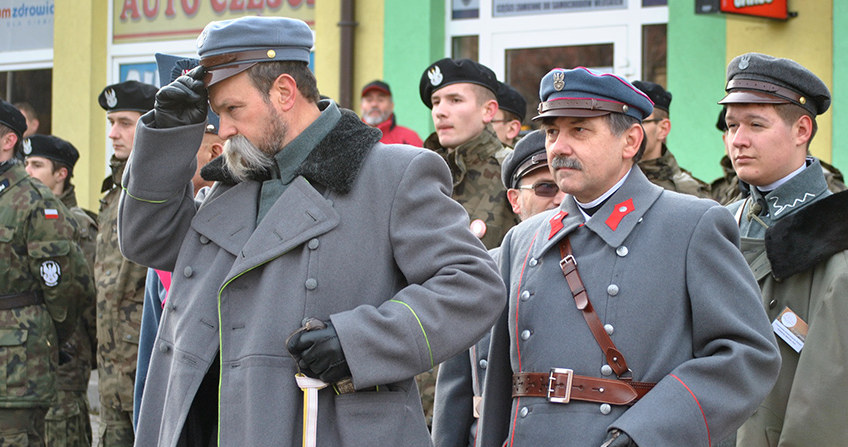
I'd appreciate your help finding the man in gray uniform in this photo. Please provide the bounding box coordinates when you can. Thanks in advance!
[721,52,848,447]
[476,67,781,447]
[119,16,505,447]
[432,130,564,447]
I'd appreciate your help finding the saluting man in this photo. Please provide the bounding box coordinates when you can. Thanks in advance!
[118,16,505,446]
[476,67,781,447]
[720,52,848,447]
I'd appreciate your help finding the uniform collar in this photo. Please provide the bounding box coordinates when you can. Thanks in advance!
[424,125,504,187]
[750,157,829,221]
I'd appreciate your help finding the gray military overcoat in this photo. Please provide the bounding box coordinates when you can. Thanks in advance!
[118,108,506,447]
[477,167,781,446]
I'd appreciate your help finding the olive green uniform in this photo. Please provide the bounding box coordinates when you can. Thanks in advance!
[45,185,97,447]
[95,157,147,446]
[638,144,711,198]
[0,160,93,447]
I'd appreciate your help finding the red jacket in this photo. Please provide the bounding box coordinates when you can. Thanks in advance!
[372,114,423,146]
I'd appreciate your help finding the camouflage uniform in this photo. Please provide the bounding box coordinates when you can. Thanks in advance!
[638,144,711,198]
[711,155,846,206]
[421,125,517,427]
[95,157,147,446]
[45,185,97,447]
[0,160,93,446]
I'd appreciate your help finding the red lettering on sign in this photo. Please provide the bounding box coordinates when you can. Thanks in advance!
[182,0,199,15]
[246,0,263,9]
[230,0,245,11]
[288,0,301,7]
[120,0,141,20]
[306,0,314,5]
[210,0,227,13]
[267,0,282,7]
[164,0,175,16]
[143,0,158,18]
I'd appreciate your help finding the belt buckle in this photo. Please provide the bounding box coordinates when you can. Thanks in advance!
[547,368,573,404]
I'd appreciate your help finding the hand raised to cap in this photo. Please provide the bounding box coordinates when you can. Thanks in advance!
[153,65,209,129]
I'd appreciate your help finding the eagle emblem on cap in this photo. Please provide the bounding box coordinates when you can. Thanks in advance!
[22,138,32,155]
[428,66,443,87]
[104,88,118,108]
[739,55,750,70]
[553,72,565,91]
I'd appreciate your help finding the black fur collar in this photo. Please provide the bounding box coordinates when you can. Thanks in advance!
[765,190,848,280]
[201,109,381,194]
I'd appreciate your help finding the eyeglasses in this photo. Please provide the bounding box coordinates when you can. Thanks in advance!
[517,181,560,197]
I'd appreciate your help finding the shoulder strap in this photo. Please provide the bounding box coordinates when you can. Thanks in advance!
[558,237,630,377]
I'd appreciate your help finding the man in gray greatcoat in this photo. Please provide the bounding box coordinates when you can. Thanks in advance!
[476,67,781,447]
[118,16,505,447]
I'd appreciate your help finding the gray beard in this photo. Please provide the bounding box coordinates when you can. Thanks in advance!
[223,135,274,182]
[363,110,390,126]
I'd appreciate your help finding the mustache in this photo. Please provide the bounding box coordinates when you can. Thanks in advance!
[222,135,274,182]
[550,156,583,171]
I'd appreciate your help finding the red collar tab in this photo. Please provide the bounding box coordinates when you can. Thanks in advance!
[548,210,568,239]
[605,198,635,231]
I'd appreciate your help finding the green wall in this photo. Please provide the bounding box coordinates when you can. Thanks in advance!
[667,1,727,183]
[833,1,848,170]
[383,0,444,140]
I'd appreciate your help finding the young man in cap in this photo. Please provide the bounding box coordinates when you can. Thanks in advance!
[118,16,504,447]
[359,80,422,146]
[476,67,781,447]
[630,80,711,198]
[0,101,93,446]
[719,52,848,447]
[492,82,527,148]
[95,79,158,447]
[420,58,518,250]
[432,130,564,447]
[23,135,98,447]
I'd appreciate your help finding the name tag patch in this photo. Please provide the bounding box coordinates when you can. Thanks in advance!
[772,307,808,353]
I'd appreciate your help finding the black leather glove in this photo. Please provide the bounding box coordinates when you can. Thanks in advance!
[286,320,351,383]
[601,429,638,447]
[153,65,208,128]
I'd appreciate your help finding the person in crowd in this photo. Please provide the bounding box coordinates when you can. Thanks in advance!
[492,82,526,148]
[359,80,423,146]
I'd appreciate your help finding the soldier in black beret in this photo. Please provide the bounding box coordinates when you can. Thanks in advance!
[0,99,27,161]
[95,79,157,447]
[23,134,99,447]
[721,52,848,447]
[631,80,710,198]
[492,81,527,147]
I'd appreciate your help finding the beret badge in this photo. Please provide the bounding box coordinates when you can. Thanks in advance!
[22,138,32,155]
[104,89,118,108]
[428,66,443,87]
[553,71,565,91]
[738,54,750,70]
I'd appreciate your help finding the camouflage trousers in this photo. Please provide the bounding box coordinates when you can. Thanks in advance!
[0,407,47,447]
[98,405,134,447]
[415,364,440,430]
[45,390,92,447]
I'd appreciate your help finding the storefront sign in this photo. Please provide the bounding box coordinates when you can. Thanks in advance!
[493,0,626,18]
[113,0,315,43]
[0,0,54,52]
[720,0,788,20]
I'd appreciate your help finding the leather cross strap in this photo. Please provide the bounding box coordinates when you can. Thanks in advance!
[512,371,654,406]
[558,238,629,376]
[0,291,43,310]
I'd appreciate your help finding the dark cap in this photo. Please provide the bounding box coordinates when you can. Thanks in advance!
[98,80,157,113]
[419,58,499,109]
[155,52,220,134]
[361,80,391,97]
[22,135,80,172]
[0,100,27,138]
[197,16,313,87]
[501,130,547,189]
[535,67,653,121]
[496,82,527,123]
[631,80,671,113]
[719,52,830,116]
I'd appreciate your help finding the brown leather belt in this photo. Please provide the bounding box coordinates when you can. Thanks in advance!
[512,370,654,406]
[0,291,44,310]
